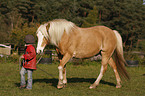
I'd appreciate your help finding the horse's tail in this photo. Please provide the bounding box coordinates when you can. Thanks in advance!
[113,30,130,80]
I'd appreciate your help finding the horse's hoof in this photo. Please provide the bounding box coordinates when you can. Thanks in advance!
[57,84,66,89]
[57,85,64,89]
[89,85,96,89]
[116,85,122,88]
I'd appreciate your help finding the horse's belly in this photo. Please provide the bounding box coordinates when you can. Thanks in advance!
[74,48,100,58]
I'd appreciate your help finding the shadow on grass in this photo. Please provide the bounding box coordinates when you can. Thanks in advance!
[15,78,116,88]
[31,78,116,88]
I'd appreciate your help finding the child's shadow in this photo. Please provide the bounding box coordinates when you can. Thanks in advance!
[15,78,58,88]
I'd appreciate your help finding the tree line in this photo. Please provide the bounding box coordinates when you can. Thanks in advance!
[0,0,145,51]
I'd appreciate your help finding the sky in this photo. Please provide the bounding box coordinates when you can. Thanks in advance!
[143,0,145,5]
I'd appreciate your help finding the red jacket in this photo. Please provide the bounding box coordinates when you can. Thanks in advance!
[23,45,36,70]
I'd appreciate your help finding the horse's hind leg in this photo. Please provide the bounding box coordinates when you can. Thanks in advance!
[89,51,110,89]
[89,65,108,89]
[108,57,121,88]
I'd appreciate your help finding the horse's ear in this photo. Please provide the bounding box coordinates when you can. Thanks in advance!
[46,23,50,31]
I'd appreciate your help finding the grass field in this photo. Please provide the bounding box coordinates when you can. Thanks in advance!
[0,61,145,96]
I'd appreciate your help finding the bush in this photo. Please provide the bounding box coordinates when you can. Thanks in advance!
[0,53,20,64]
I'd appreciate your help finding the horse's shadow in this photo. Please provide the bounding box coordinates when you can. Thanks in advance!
[15,78,116,88]
[31,78,116,88]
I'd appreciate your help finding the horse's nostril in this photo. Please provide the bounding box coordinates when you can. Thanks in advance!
[36,50,40,54]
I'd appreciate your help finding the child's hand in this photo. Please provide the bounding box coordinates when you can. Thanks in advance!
[21,55,24,59]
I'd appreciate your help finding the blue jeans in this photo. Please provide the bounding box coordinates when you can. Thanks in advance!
[20,67,33,89]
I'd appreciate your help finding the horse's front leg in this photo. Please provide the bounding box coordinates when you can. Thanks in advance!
[63,65,67,85]
[57,53,71,89]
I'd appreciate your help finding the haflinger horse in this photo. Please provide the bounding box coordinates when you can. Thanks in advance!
[36,19,129,89]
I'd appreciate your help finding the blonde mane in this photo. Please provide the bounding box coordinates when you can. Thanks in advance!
[36,24,49,40]
[48,19,75,46]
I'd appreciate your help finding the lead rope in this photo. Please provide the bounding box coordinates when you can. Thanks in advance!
[19,54,42,71]
[19,54,55,78]
[36,55,42,65]
[36,55,55,78]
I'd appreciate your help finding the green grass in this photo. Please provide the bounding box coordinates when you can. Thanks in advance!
[0,61,145,96]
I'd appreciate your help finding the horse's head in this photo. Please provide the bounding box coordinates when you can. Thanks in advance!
[36,24,49,54]
[36,19,75,54]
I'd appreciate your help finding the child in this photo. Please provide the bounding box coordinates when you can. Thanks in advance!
[19,34,36,90]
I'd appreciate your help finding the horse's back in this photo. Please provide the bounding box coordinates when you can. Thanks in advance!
[59,25,117,58]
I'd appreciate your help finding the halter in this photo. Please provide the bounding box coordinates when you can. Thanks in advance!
[41,30,49,42]
[37,24,50,42]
